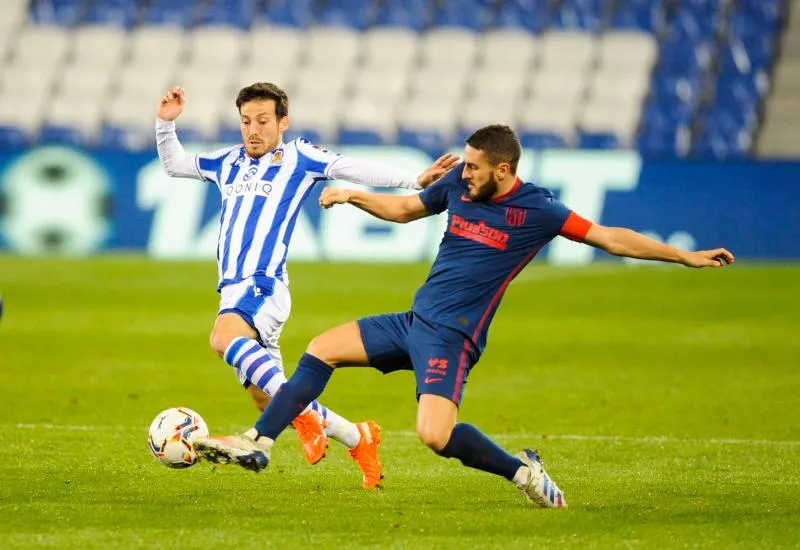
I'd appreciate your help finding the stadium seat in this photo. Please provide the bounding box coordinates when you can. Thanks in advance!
[288,92,342,143]
[459,95,517,134]
[373,0,432,32]
[398,97,459,149]
[608,0,665,33]
[477,29,538,72]
[351,69,409,105]
[408,67,467,103]
[127,26,186,70]
[12,25,71,69]
[316,0,376,30]
[517,96,578,145]
[539,31,597,73]
[196,0,256,29]
[338,93,398,143]
[303,26,362,73]
[30,0,86,27]
[597,31,657,74]
[360,27,419,72]
[434,0,491,30]
[47,96,104,140]
[71,25,127,69]
[186,26,245,69]
[83,0,140,28]
[419,28,478,74]
[552,0,606,32]
[258,0,314,29]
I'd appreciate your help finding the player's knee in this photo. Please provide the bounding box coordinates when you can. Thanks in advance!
[417,425,451,453]
[306,335,339,366]
[209,329,233,359]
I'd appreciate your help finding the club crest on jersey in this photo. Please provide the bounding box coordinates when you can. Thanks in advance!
[505,207,526,227]
[271,150,283,164]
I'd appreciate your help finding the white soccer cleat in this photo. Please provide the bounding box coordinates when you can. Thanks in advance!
[192,434,270,472]
[515,449,567,508]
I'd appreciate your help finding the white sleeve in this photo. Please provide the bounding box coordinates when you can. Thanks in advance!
[325,156,421,190]
[155,118,203,180]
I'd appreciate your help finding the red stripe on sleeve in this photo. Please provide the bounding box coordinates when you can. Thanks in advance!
[560,212,592,242]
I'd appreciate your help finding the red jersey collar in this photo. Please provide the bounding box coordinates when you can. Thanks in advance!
[491,177,522,203]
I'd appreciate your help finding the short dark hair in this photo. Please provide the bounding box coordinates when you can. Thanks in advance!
[235,82,289,118]
[465,124,521,174]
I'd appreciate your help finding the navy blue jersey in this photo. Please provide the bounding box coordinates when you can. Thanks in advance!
[413,166,591,352]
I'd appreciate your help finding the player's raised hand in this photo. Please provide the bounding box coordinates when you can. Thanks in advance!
[158,86,186,121]
[320,187,352,209]
[682,248,735,268]
[417,153,461,188]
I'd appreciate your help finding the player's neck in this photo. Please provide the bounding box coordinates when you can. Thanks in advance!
[491,176,521,201]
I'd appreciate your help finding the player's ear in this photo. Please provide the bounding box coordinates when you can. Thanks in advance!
[497,162,511,180]
[278,115,290,132]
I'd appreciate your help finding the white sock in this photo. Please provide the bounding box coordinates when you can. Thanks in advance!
[512,465,530,486]
[312,402,361,448]
[244,428,273,450]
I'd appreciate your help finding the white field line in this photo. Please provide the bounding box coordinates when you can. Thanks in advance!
[12,423,800,448]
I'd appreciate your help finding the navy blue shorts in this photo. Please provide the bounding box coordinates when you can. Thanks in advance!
[356,311,480,405]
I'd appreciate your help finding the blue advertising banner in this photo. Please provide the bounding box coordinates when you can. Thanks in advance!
[0,145,798,263]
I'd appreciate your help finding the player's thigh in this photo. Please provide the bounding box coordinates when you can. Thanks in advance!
[306,321,370,367]
[409,317,479,407]
[214,277,290,351]
[342,312,414,372]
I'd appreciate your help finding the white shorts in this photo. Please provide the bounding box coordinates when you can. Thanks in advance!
[219,276,291,387]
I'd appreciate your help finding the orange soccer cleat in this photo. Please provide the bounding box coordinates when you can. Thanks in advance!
[348,420,383,489]
[291,409,328,465]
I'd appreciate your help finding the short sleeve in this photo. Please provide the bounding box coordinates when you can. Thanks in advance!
[294,138,342,178]
[419,165,463,215]
[196,145,239,185]
[538,193,592,242]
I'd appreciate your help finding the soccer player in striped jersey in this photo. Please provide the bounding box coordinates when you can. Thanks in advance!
[194,124,734,505]
[155,82,458,488]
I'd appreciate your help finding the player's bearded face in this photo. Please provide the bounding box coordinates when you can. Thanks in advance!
[239,100,288,158]
[468,171,498,201]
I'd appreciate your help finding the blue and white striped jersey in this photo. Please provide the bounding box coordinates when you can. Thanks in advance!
[194,138,341,289]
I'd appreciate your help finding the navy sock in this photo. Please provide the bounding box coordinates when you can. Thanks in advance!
[437,423,524,481]
[254,353,333,440]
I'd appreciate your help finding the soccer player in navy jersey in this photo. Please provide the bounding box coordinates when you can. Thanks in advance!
[194,125,734,506]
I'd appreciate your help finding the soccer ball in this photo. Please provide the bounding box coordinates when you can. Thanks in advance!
[147,407,209,469]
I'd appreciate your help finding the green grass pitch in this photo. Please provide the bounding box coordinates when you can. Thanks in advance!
[1,256,798,548]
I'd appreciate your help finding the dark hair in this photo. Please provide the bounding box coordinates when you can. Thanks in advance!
[235,82,289,118]
[465,124,521,174]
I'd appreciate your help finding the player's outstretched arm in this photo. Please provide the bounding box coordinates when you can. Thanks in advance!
[320,188,430,224]
[327,153,460,190]
[155,86,203,179]
[583,224,735,268]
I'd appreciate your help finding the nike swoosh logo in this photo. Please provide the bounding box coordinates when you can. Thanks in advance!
[460,195,471,202]
[424,377,443,384]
